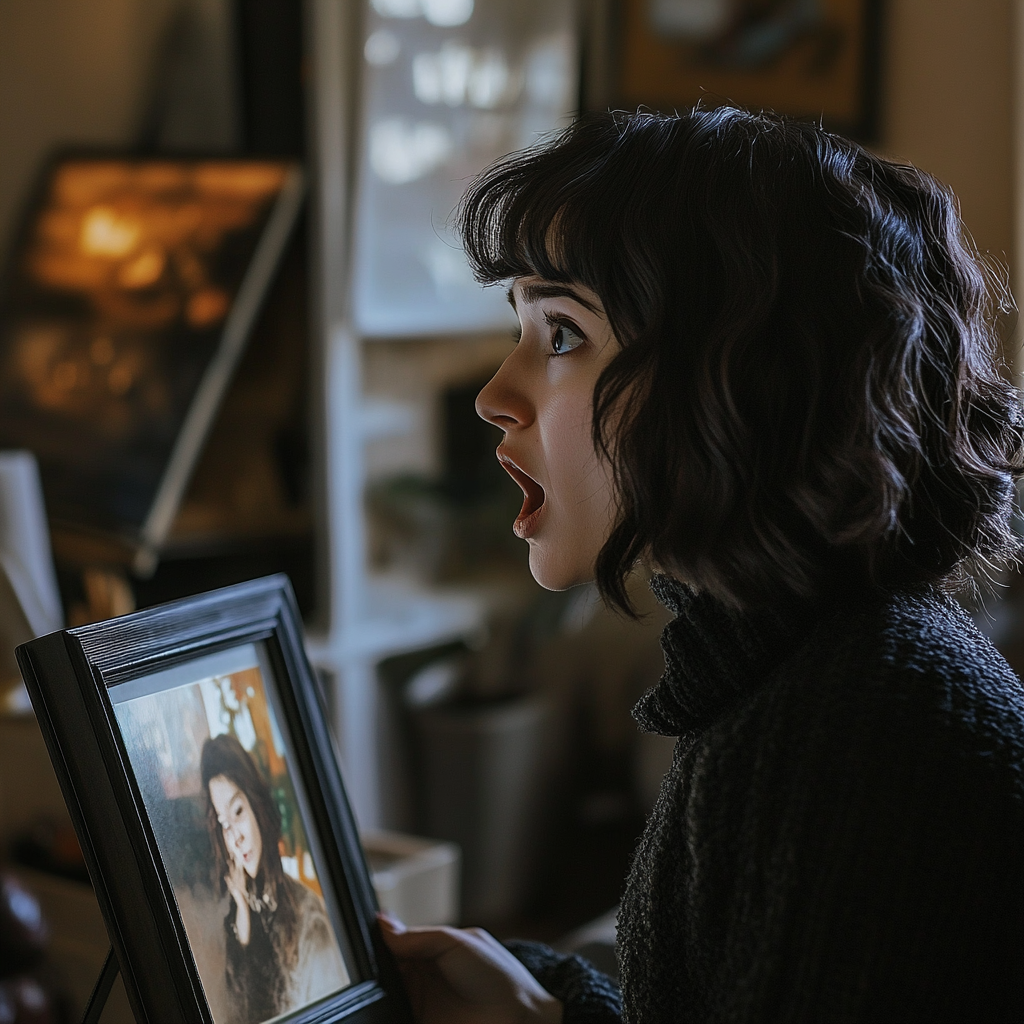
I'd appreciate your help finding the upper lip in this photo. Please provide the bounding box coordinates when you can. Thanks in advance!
[497,449,546,516]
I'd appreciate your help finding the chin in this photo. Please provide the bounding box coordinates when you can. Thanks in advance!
[527,543,594,592]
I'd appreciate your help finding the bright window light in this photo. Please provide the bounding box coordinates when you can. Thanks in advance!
[369,118,453,184]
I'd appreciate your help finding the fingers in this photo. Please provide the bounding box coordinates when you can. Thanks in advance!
[378,915,469,960]
[378,917,529,981]
[377,913,404,934]
[377,915,564,1023]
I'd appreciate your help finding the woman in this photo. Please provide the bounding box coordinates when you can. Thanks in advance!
[200,733,348,1023]
[380,108,1024,1022]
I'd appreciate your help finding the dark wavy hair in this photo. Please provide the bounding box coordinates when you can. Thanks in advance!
[458,107,1024,612]
[200,734,298,967]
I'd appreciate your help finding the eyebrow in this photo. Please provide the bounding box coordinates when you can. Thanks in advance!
[506,282,604,316]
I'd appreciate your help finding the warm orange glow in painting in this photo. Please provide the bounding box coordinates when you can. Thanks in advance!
[7,160,284,445]
[27,161,285,332]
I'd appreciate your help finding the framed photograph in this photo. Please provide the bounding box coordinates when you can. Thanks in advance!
[15,575,412,1024]
[616,0,883,140]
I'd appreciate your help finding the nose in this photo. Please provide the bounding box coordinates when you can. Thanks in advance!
[475,352,533,431]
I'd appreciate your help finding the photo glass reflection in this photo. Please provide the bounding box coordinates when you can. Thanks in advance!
[111,643,352,1024]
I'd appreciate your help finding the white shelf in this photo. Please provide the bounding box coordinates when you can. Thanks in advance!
[303,574,487,828]
[358,397,419,441]
[305,573,486,666]
[305,0,577,827]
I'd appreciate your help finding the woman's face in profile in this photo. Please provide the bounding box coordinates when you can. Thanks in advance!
[476,275,620,591]
[209,774,263,879]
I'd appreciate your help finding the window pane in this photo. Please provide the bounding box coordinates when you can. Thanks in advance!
[353,0,578,336]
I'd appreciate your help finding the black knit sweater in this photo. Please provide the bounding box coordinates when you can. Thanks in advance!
[510,577,1024,1023]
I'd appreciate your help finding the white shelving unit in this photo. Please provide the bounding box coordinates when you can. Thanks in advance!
[304,0,578,827]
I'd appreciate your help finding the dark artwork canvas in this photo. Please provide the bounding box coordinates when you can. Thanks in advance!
[0,158,299,554]
[618,0,881,139]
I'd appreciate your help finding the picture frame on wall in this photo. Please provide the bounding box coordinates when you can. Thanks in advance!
[16,575,412,1024]
[616,0,884,140]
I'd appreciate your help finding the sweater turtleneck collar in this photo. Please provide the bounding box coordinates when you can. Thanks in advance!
[633,574,816,737]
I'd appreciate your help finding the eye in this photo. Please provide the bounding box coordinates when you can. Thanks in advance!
[547,318,585,356]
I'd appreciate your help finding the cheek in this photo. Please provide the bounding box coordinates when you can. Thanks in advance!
[529,386,617,589]
[539,386,598,494]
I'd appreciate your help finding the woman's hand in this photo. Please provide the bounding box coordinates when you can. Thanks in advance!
[224,850,250,945]
[379,914,562,1024]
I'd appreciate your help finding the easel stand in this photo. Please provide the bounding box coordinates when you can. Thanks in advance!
[83,946,119,1024]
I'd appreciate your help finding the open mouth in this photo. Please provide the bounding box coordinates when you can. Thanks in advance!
[497,452,546,539]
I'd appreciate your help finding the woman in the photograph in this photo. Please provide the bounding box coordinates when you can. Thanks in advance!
[200,733,347,1023]
[380,108,1024,1022]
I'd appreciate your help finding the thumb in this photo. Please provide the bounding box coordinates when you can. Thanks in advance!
[377,912,406,934]
[378,915,465,960]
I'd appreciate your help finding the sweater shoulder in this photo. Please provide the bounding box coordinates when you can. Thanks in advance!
[759,589,1024,784]
[819,590,1021,717]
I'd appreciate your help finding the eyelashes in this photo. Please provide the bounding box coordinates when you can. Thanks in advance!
[544,314,586,356]
[511,314,588,354]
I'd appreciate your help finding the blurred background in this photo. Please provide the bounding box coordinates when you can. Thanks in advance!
[0,1,1022,1019]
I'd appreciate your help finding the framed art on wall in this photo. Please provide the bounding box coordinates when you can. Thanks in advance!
[0,156,304,574]
[617,0,883,140]
[16,575,412,1024]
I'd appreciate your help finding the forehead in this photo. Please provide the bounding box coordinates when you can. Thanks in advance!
[209,774,242,804]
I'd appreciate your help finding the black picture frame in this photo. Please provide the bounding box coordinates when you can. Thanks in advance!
[15,575,413,1024]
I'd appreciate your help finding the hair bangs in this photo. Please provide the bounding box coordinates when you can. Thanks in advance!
[456,122,629,297]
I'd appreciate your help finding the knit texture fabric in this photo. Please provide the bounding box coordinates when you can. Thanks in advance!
[504,940,622,1023]
[511,577,1024,1023]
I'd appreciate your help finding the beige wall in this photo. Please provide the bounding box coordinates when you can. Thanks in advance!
[0,0,239,258]
[0,0,179,253]
[881,0,1015,275]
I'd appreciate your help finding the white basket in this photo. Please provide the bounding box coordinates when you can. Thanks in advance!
[361,829,460,926]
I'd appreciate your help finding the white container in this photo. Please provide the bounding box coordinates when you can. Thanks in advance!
[415,696,548,923]
[361,829,460,926]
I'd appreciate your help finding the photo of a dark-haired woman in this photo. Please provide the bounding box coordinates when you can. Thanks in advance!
[112,650,351,1024]
[200,733,348,1024]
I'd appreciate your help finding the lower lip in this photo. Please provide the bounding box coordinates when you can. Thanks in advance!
[514,503,544,539]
